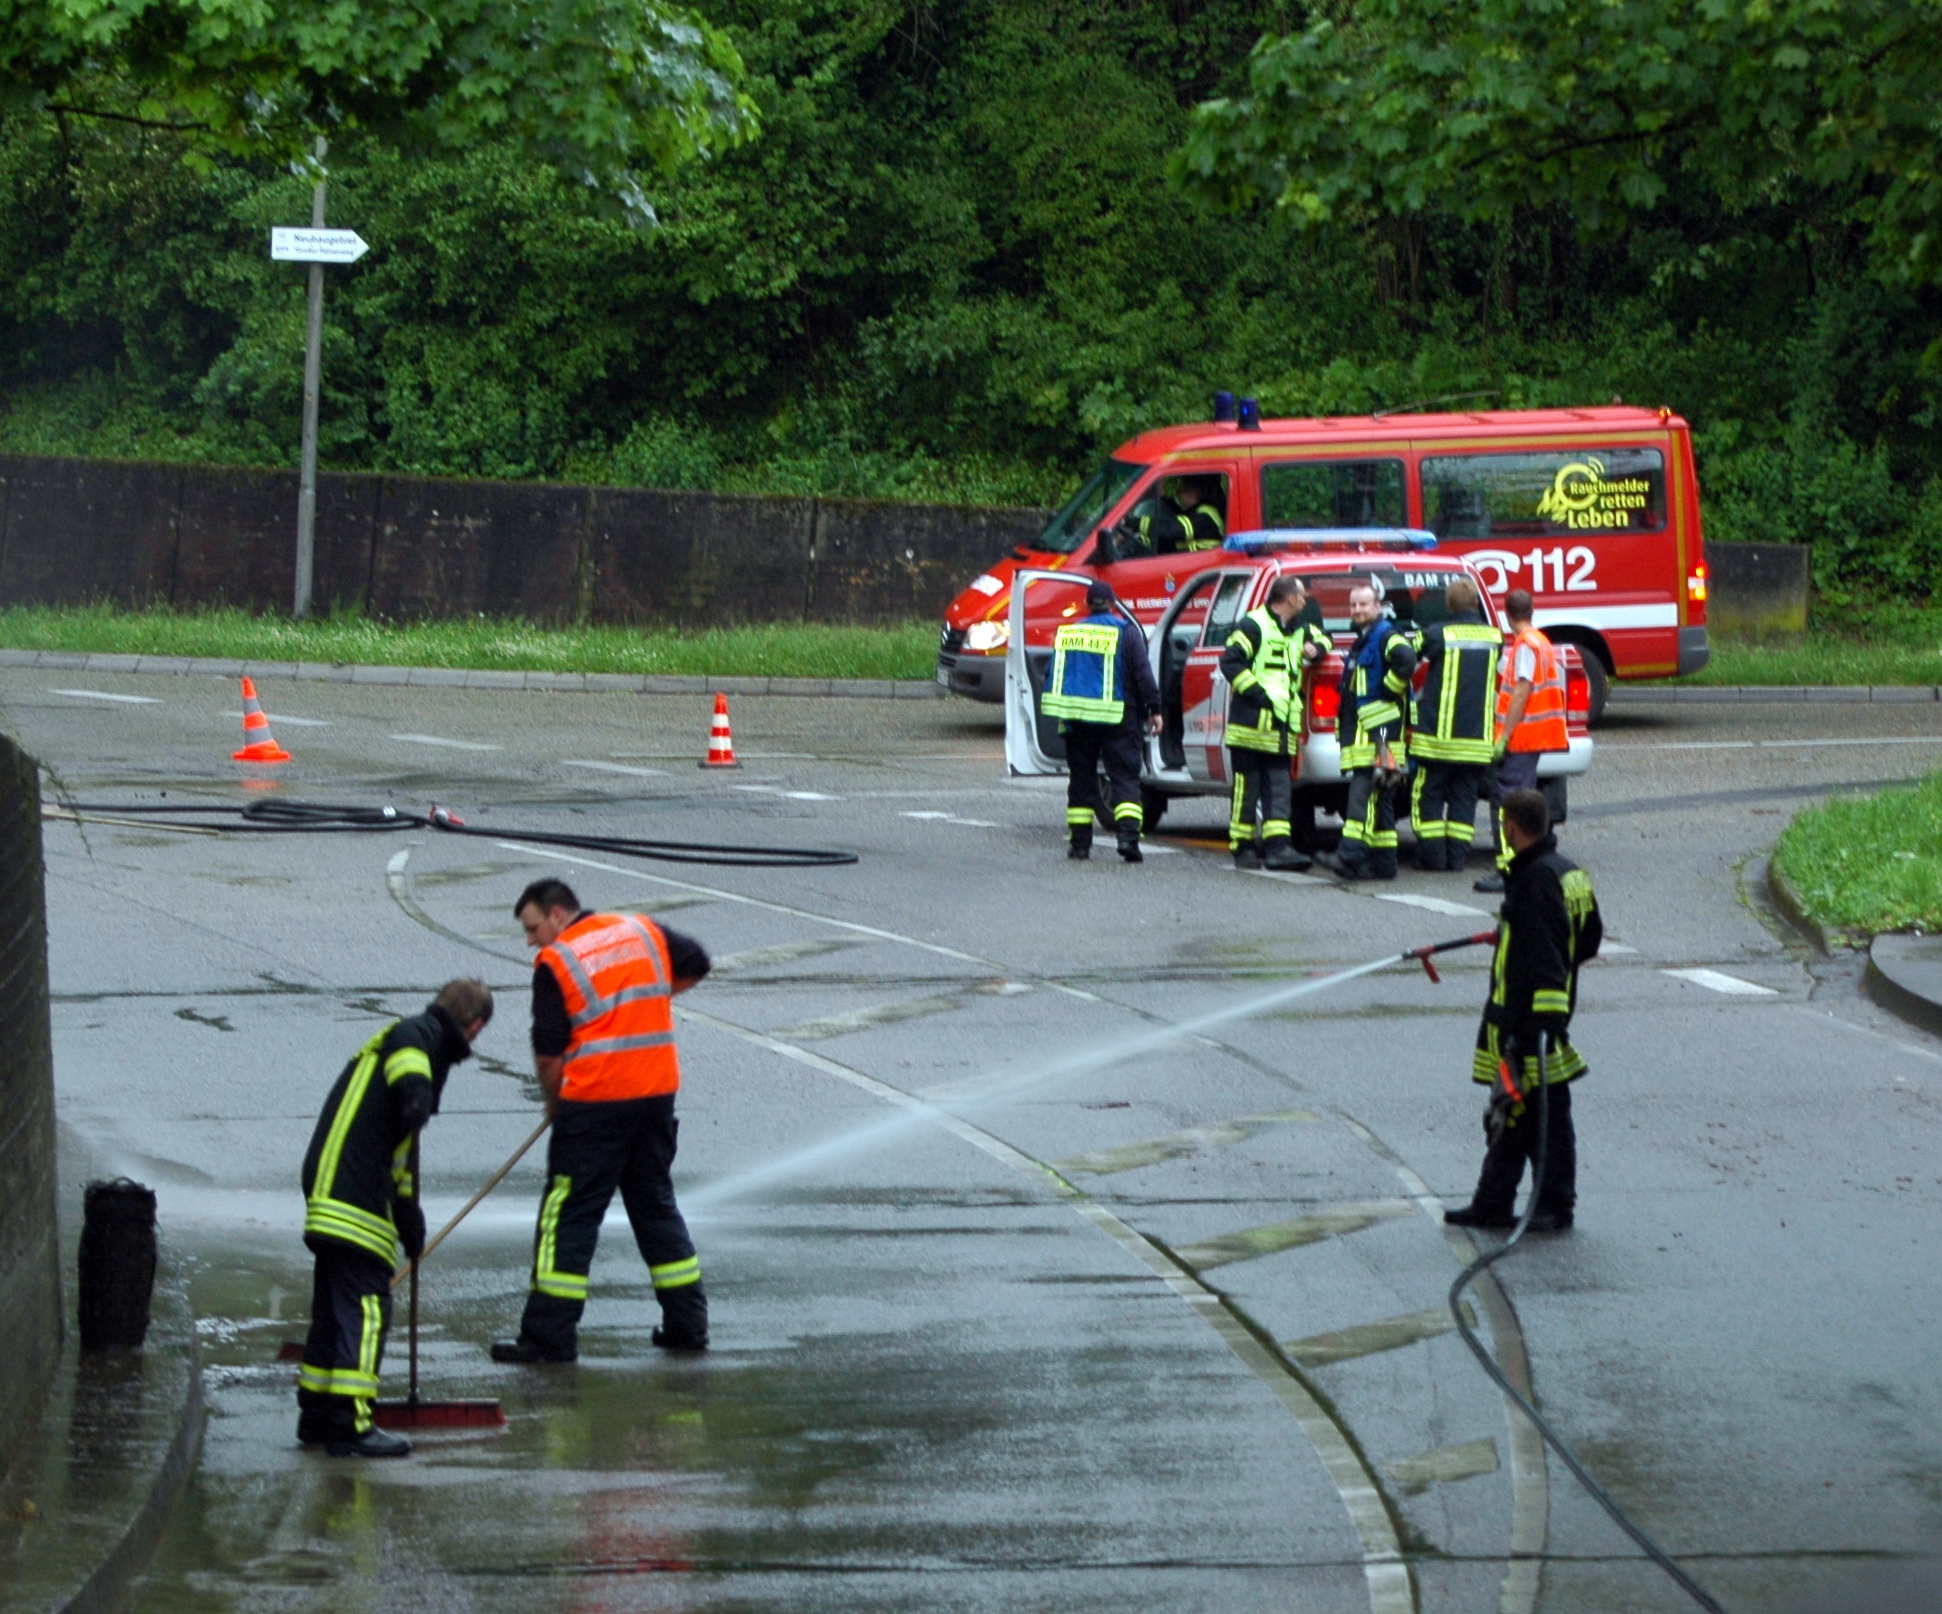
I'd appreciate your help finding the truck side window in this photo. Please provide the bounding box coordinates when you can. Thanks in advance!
[1201,574,1251,647]
[1420,448,1667,538]
[1261,460,1405,527]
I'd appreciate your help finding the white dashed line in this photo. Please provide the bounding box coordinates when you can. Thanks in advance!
[1602,942,1639,955]
[563,759,667,778]
[49,688,161,704]
[1661,967,1778,997]
[389,733,501,751]
[225,710,331,726]
[901,810,999,827]
[1377,892,1494,919]
[733,784,843,802]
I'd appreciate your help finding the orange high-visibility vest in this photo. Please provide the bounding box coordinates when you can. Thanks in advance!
[1497,627,1568,754]
[538,913,680,1102]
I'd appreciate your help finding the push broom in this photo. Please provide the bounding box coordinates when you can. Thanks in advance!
[282,1117,552,1433]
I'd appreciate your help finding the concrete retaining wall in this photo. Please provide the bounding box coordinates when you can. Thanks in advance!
[0,456,1048,625]
[1707,543,1810,640]
[0,732,60,1476]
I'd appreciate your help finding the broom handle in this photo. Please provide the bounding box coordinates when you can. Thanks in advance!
[407,1136,421,1404]
[392,1115,552,1291]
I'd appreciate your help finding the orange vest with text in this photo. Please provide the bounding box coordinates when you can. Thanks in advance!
[1497,626,1568,754]
[538,913,681,1102]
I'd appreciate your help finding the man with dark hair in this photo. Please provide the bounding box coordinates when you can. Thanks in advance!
[1407,575,1501,871]
[1041,578,1162,862]
[492,879,713,1363]
[1133,474,1226,555]
[1220,572,1328,870]
[1445,789,1601,1234]
[1476,589,1568,894]
[298,979,492,1456]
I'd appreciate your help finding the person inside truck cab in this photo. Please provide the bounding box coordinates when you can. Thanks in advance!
[1114,474,1226,557]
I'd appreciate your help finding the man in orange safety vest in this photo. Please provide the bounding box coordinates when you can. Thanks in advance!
[492,878,713,1363]
[1475,589,1568,895]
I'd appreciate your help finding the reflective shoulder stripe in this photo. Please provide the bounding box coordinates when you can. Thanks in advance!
[313,1026,391,1204]
[543,938,599,1016]
[620,917,667,985]
[383,1046,432,1085]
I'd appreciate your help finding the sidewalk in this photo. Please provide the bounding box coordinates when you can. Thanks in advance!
[0,648,945,700]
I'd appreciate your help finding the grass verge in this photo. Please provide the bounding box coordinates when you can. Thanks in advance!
[0,604,939,682]
[1772,774,1942,934]
[1659,636,1942,686]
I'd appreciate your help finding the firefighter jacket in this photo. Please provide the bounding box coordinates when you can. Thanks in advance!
[1042,611,1160,729]
[1139,502,1225,555]
[1220,605,1330,755]
[538,912,684,1103]
[1407,612,1503,764]
[1338,617,1416,768]
[1472,833,1602,1089]
[302,1006,473,1266]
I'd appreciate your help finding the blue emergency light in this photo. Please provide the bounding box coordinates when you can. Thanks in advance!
[1223,528,1439,553]
[1212,391,1237,423]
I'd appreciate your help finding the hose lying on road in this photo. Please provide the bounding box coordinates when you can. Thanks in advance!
[48,799,859,868]
[1449,1044,1730,1614]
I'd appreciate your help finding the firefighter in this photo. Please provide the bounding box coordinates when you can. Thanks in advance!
[1041,578,1162,863]
[297,979,493,1456]
[1220,572,1329,870]
[1137,474,1227,555]
[1475,589,1569,894]
[493,880,713,1363]
[1317,579,1415,881]
[1445,789,1601,1232]
[1407,576,1502,872]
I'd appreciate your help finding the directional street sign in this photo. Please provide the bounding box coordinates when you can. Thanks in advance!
[270,227,369,264]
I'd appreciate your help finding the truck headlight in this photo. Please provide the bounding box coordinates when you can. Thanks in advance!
[963,620,1010,653]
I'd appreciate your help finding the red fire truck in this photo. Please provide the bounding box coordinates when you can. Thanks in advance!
[1002,537,1594,835]
[940,402,1708,722]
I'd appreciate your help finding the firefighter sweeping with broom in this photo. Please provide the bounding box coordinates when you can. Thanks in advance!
[297,979,493,1457]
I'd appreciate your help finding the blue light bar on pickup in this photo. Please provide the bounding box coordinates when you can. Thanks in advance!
[1222,528,1439,552]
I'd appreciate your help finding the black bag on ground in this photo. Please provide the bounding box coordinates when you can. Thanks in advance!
[78,1178,157,1350]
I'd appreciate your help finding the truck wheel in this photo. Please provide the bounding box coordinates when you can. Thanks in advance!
[1140,787,1169,830]
[1580,652,1609,727]
[1541,778,1568,825]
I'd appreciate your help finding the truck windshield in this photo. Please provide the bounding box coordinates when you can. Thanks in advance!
[1034,458,1142,554]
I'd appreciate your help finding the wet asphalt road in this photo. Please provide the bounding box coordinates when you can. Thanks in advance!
[6,670,1941,1613]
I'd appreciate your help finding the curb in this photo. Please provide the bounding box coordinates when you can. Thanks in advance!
[1766,861,1843,955]
[1866,936,1942,1041]
[0,648,947,700]
[1612,684,1941,704]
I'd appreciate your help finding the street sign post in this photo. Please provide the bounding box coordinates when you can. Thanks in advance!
[271,142,369,620]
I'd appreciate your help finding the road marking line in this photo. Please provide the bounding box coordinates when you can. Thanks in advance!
[224,710,331,726]
[390,733,501,751]
[711,939,862,973]
[1219,864,1329,885]
[1173,1200,1416,1271]
[785,791,839,801]
[1385,1438,1500,1492]
[679,1005,1414,1614]
[1377,892,1493,918]
[1285,1302,1477,1368]
[900,810,999,827]
[1054,1108,1319,1177]
[1661,967,1779,997]
[1602,942,1639,954]
[563,759,667,778]
[49,688,161,704]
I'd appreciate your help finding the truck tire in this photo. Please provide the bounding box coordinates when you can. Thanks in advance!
[1541,777,1568,825]
[1580,652,1609,727]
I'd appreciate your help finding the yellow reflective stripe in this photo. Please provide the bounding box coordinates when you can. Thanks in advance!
[1113,802,1142,823]
[1531,989,1572,1015]
[360,1294,383,1379]
[297,1364,381,1397]
[391,1136,414,1197]
[1066,807,1093,826]
[383,1047,432,1085]
[1356,699,1401,729]
[533,1175,587,1299]
[650,1256,701,1289]
[313,1027,391,1203]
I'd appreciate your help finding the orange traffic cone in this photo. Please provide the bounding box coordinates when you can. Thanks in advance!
[232,677,291,763]
[699,692,740,769]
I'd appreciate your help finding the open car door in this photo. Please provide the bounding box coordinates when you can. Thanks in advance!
[1004,570,1141,777]
[1161,567,1258,787]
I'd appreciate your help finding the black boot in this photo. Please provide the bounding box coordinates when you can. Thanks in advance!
[1473,872,1505,893]
[1068,825,1092,861]
[326,1426,413,1458]
[1443,1204,1516,1230]
[1117,827,1143,863]
[1263,839,1311,872]
[491,1336,577,1364]
[1233,843,1264,870]
[1415,840,1448,872]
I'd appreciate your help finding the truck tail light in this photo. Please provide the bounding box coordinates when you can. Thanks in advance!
[1687,561,1708,604]
[1565,663,1591,719]
[1309,680,1339,733]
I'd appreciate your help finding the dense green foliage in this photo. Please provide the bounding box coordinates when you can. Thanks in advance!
[0,602,937,679]
[1775,773,1942,935]
[3,0,1942,600]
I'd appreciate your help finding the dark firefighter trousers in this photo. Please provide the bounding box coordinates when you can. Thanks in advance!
[1063,720,1143,843]
[297,1244,392,1441]
[1338,767,1399,877]
[1486,751,1542,871]
[1228,748,1292,851]
[1471,1079,1577,1219]
[1411,761,1485,870]
[518,1094,706,1353]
